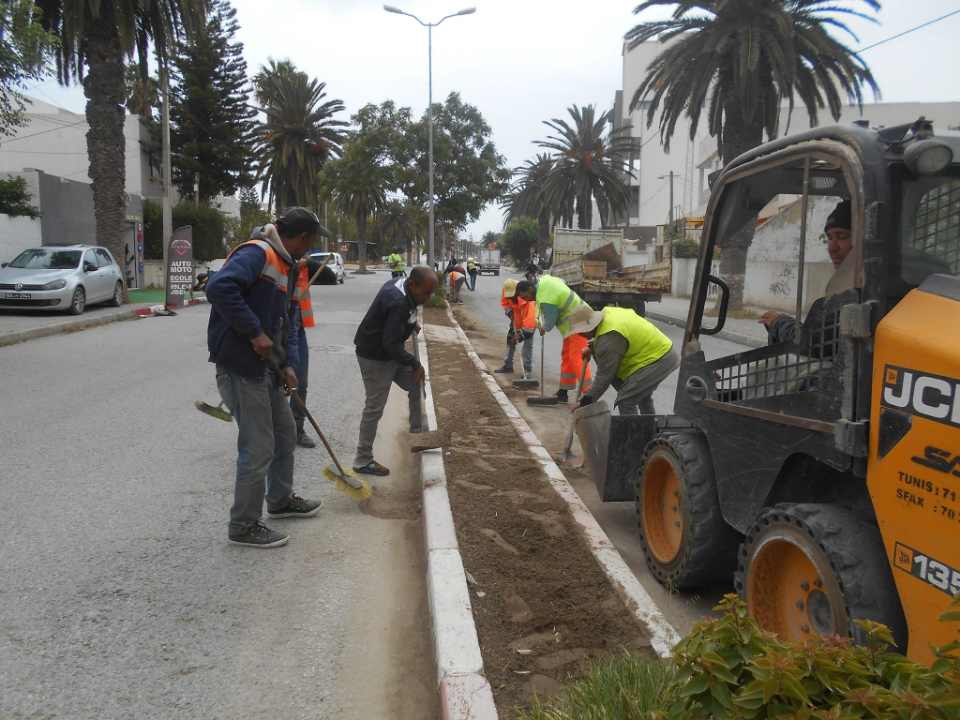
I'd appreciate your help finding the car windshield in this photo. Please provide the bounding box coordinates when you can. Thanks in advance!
[9,249,82,270]
[312,253,333,264]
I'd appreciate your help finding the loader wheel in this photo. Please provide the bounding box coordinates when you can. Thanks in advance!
[736,503,906,650]
[636,432,739,590]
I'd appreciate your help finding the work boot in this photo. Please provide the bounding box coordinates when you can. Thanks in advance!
[494,365,513,374]
[556,389,569,403]
[267,494,322,519]
[228,522,288,549]
[296,428,317,448]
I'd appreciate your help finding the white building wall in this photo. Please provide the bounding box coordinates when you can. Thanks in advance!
[0,215,42,263]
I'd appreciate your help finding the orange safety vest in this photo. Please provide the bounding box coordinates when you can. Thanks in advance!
[511,297,537,331]
[294,263,315,328]
[226,239,294,292]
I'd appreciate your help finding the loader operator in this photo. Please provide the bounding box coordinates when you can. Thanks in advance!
[515,276,592,402]
[568,305,679,415]
[759,199,854,355]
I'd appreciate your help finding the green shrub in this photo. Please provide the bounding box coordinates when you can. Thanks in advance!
[518,654,675,720]
[143,199,227,262]
[672,238,699,259]
[658,594,960,720]
[428,285,447,308]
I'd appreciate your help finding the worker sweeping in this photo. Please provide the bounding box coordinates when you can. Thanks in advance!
[515,276,592,402]
[495,278,536,377]
[466,257,479,291]
[566,304,679,415]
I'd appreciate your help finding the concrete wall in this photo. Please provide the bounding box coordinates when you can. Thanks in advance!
[0,215,42,263]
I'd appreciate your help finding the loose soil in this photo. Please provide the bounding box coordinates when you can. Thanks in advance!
[423,307,651,717]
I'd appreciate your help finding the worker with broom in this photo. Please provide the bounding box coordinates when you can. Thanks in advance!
[289,255,324,449]
[567,304,679,415]
[515,276,593,403]
[353,266,438,476]
[495,278,536,378]
[206,207,324,549]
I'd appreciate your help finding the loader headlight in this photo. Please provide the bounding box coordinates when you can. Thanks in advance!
[43,279,67,290]
[904,139,954,176]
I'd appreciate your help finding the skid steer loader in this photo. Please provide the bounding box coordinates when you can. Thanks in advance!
[579,118,960,663]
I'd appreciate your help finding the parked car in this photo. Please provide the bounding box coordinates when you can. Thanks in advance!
[307,251,345,284]
[0,245,123,315]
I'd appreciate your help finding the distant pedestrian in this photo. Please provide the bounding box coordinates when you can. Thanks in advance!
[466,257,478,290]
[388,250,406,278]
[495,278,536,376]
[448,269,466,303]
[353,267,438,476]
[206,207,324,549]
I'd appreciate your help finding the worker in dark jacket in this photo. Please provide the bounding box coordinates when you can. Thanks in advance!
[206,207,323,549]
[353,266,438,476]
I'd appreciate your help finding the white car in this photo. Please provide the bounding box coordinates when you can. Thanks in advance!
[308,251,345,284]
[0,245,124,314]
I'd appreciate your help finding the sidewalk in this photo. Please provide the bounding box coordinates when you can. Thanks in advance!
[646,295,766,348]
[0,304,150,348]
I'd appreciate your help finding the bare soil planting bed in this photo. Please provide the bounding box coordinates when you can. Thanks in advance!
[423,307,650,716]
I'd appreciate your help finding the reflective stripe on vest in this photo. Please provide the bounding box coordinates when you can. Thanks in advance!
[595,306,673,380]
[294,264,315,328]
[226,239,291,292]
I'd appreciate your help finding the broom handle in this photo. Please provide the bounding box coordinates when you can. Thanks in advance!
[289,390,349,477]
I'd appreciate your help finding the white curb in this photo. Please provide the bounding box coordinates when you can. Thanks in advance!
[446,306,682,658]
[415,308,499,720]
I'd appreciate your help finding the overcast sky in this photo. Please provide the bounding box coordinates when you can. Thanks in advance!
[26,1,960,238]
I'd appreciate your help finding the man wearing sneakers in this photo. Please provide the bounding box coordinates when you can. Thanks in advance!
[353,266,437,476]
[206,207,324,548]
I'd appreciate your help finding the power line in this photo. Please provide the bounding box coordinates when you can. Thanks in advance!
[857,9,960,52]
[1,118,87,145]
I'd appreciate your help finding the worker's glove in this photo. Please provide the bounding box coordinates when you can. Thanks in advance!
[578,395,595,409]
[521,329,535,341]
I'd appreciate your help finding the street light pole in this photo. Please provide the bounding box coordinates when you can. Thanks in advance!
[384,5,476,269]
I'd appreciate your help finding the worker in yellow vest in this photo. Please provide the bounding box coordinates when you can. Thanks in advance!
[566,304,680,415]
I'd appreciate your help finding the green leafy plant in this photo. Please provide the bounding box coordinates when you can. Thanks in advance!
[672,238,699,259]
[0,176,39,218]
[143,199,227,262]
[658,594,960,720]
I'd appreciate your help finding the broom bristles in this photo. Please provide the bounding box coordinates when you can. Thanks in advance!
[323,466,373,501]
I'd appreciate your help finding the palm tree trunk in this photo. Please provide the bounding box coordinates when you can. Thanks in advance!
[537,214,550,258]
[357,210,367,272]
[82,10,127,293]
[718,108,765,311]
[577,191,592,230]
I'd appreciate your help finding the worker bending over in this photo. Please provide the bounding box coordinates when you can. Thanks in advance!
[568,305,679,415]
[448,268,466,304]
[515,276,592,402]
[496,278,536,376]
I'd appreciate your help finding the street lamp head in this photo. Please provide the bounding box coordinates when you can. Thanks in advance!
[456,7,477,15]
[383,5,404,14]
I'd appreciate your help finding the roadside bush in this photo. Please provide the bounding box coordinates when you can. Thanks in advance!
[672,238,699,259]
[520,595,960,720]
[143,199,227,262]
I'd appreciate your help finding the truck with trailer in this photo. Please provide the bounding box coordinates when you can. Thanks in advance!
[549,228,670,315]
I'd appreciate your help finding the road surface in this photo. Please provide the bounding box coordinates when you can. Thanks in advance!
[0,271,434,719]
[455,270,753,635]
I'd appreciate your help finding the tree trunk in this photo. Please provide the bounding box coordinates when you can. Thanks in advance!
[357,210,367,272]
[718,108,765,311]
[537,213,550,258]
[82,11,127,294]
[577,190,592,230]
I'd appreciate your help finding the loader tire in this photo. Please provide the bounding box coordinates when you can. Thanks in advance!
[635,431,739,590]
[735,503,906,651]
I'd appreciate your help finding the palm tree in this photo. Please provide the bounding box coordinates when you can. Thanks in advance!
[34,0,203,283]
[626,0,880,167]
[252,59,346,211]
[536,105,637,230]
[323,132,392,273]
[502,153,566,257]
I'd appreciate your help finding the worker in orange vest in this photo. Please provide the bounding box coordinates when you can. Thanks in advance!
[495,278,536,375]
[290,256,321,447]
[448,269,466,303]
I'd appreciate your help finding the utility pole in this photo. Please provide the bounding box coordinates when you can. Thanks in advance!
[160,64,173,302]
[658,171,677,227]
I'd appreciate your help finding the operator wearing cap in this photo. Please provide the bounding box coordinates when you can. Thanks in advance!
[569,304,680,416]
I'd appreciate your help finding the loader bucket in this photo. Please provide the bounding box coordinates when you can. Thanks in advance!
[575,401,660,502]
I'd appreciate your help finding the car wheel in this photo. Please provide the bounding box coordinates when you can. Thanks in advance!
[109,281,123,307]
[69,286,86,315]
[339,274,345,284]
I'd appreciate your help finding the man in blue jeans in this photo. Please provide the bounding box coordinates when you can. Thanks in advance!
[206,208,324,548]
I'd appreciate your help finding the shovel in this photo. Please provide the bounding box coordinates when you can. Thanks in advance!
[561,360,590,464]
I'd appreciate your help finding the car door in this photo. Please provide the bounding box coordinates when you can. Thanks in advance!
[81,250,106,300]
[96,249,120,298]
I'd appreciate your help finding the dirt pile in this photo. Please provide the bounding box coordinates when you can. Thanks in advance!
[423,307,650,716]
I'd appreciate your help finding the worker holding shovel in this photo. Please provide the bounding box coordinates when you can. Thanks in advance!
[206,208,324,549]
[495,278,537,379]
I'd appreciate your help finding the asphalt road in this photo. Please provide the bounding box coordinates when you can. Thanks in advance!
[0,271,434,719]
[455,270,752,635]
